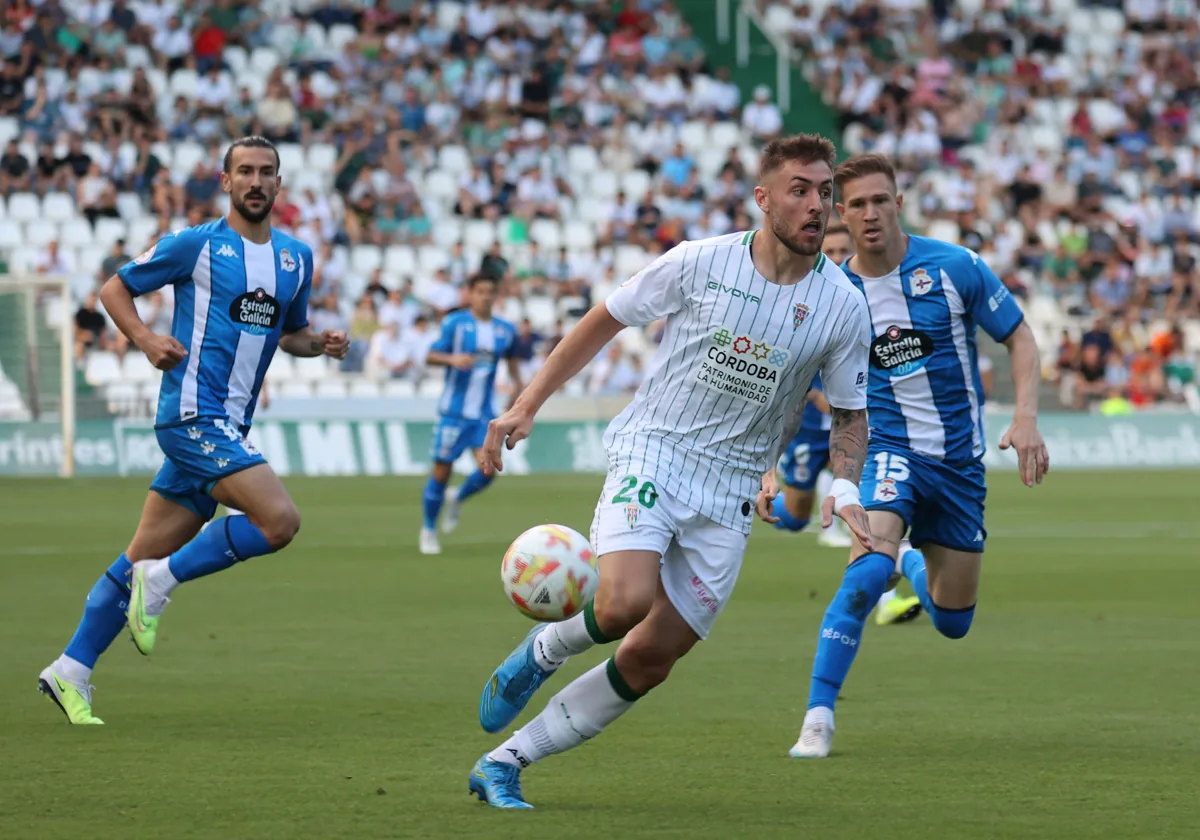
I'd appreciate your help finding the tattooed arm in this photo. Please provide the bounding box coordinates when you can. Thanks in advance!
[827,406,868,485]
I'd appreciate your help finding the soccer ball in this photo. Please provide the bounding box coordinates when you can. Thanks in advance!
[501,524,598,622]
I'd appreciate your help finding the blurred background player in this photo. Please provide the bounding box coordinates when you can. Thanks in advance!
[38,137,348,724]
[419,273,521,555]
[791,154,1049,758]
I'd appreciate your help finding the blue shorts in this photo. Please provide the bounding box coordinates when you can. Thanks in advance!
[859,442,987,553]
[431,416,488,464]
[150,417,267,521]
[778,432,830,491]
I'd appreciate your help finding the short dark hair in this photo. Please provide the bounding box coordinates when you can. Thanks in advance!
[468,273,498,289]
[758,133,837,180]
[825,222,849,237]
[833,154,897,194]
[223,136,280,174]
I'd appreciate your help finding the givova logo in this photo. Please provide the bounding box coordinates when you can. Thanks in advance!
[707,281,761,304]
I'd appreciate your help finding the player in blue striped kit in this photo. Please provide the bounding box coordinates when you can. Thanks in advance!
[38,137,349,724]
[419,273,521,554]
[791,154,1050,757]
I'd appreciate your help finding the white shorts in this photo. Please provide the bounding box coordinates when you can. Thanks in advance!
[589,471,748,640]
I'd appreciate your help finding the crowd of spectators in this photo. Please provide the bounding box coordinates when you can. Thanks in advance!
[1,0,1198,412]
[2,0,785,403]
[761,0,1199,410]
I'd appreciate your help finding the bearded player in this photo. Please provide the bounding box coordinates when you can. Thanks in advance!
[790,154,1049,758]
[466,134,874,809]
[38,136,349,724]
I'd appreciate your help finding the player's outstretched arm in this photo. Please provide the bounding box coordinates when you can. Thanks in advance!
[998,320,1050,487]
[822,406,873,550]
[481,303,625,475]
[279,326,349,360]
[99,275,186,370]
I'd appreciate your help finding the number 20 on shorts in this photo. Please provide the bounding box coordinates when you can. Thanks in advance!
[612,476,658,508]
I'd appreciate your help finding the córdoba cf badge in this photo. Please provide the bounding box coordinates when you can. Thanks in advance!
[793,302,810,327]
[625,503,640,529]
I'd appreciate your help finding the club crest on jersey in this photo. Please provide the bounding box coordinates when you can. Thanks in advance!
[696,327,790,405]
[874,478,899,502]
[279,249,297,272]
[871,325,934,378]
[909,269,933,296]
[133,243,157,264]
[625,503,640,529]
[793,302,810,327]
[229,287,282,336]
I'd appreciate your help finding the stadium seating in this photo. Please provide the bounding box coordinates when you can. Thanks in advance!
[0,0,1195,420]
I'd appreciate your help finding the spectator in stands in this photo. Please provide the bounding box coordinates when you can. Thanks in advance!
[36,239,71,276]
[73,292,111,362]
[100,239,131,283]
[77,162,119,227]
[0,139,30,195]
[367,320,413,381]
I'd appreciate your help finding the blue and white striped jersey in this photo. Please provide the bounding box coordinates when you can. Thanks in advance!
[117,218,312,432]
[842,235,1024,466]
[430,309,516,421]
[800,372,832,434]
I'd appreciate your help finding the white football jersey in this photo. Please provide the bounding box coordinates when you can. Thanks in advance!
[603,230,870,533]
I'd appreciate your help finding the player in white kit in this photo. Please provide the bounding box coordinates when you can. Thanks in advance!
[466,134,876,809]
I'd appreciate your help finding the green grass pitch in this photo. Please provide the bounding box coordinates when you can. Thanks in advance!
[1,471,1197,839]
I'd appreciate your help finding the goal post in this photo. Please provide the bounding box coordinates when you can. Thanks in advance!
[0,273,76,477]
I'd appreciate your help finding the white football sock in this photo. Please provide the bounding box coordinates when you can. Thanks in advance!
[138,558,179,613]
[55,654,92,686]
[876,588,897,610]
[488,660,637,768]
[532,611,596,670]
[816,471,835,530]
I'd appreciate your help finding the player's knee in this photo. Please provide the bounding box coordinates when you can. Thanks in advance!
[593,587,654,638]
[771,495,809,531]
[930,603,975,640]
[259,502,301,550]
[614,637,679,693]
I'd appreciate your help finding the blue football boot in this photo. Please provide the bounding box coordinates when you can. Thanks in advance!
[468,754,534,809]
[479,622,556,733]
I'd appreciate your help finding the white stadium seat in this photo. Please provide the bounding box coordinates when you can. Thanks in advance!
[60,219,95,248]
[42,193,76,222]
[293,355,330,381]
[384,245,417,276]
[85,352,122,386]
[350,245,383,275]
[0,220,22,250]
[383,379,416,398]
[7,193,40,222]
[314,379,348,399]
[348,378,382,398]
[278,380,313,399]
[121,352,157,384]
[306,143,338,173]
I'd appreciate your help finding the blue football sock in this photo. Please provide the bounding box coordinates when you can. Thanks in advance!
[64,554,132,668]
[807,551,895,711]
[456,469,493,504]
[422,476,447,530]
[771,495,809,532]
[168,515,274,583]
[901,545,976,639]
